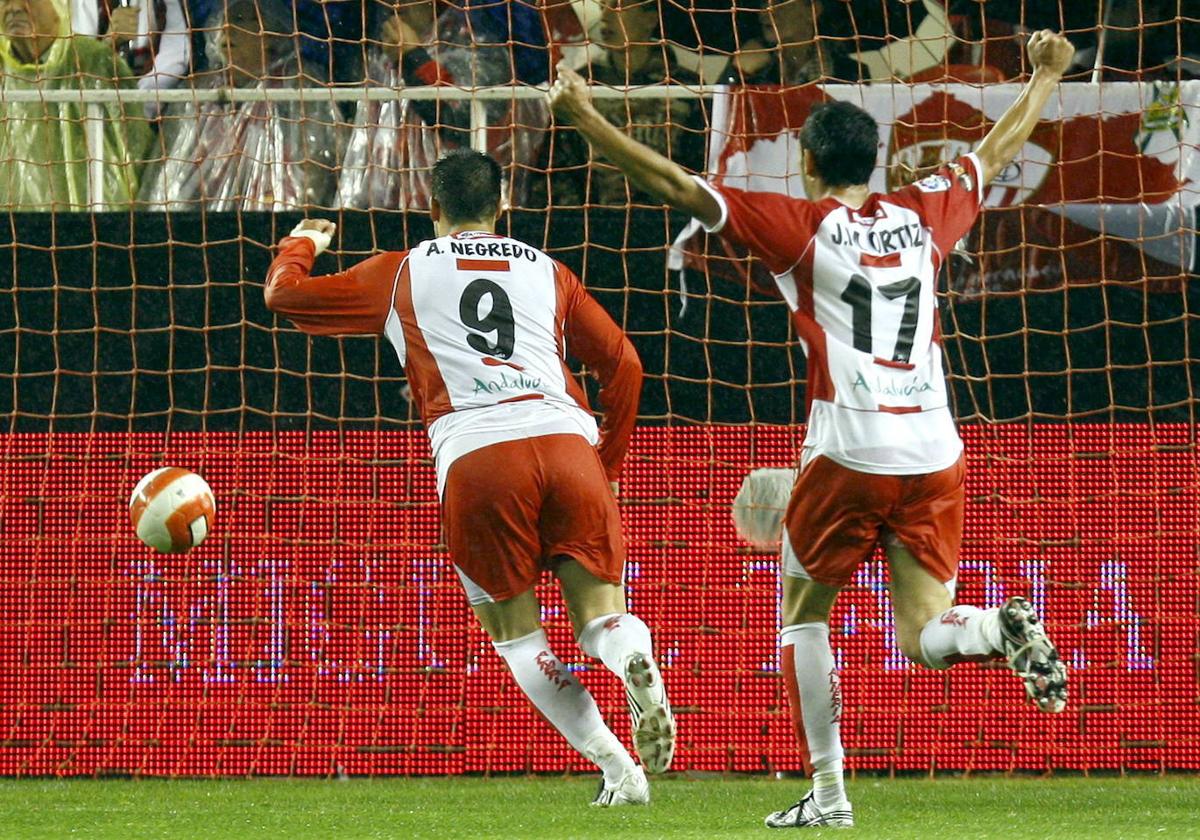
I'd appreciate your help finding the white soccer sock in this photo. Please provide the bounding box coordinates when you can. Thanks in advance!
[918,605,1004,669]
[577,612,655,678]
[812,767,845,806]
[493,629,636,783]
[780,622,846,809]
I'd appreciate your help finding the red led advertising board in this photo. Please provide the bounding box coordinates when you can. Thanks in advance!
[0,425,1195,775]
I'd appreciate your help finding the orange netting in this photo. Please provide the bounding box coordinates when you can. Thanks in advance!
[0,1,1196,775]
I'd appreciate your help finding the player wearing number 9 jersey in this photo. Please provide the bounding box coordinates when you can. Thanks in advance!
[264,150,674,806]
[551,28,1075,829]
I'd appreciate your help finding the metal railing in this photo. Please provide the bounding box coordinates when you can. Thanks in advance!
[0,83,723,104]
[0,84,721,209]
[0,79,1177,209]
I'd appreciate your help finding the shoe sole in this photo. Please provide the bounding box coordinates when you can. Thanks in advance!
[1001,597,1068,713]
[765,816,855,829]
[625,654,676,774]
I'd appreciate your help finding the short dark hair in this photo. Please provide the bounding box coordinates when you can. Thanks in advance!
[431,150,503,223]
[799,101,879,188]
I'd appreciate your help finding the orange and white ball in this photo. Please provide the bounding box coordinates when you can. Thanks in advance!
[129,467,216,553]
[731,468,796,551]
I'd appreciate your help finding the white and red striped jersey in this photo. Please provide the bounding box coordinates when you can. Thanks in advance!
[697,153,984,474]
[264,230,642,494]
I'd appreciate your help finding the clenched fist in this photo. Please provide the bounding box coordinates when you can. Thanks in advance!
[547,62,593,123]
[1027,30,1075,77]
[288,218,336,257]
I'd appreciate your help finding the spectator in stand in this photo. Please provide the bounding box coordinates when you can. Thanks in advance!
[293,0,364,83]
[958,0,1196,80]
[140,0,344,211]
[0,0,153,210]
[659,0,761,82]
[383,0,543,141]
[542,0,587,69]
[185,0,368,84]
[70,0,190,115]
[730,0,862,85]
[532,0,704,208]
[336,0,549,211]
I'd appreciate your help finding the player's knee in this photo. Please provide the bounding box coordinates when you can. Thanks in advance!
[781,585,835,626]
[896,628,928,665]
[781,577,839,626]
[783,603,834,626]
[894,605,945,667]
[473,590,542,642]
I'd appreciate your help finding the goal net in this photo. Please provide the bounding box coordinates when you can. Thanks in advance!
[0,0,1196,775]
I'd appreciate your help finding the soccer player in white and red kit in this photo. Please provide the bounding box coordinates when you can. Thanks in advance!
[263,150,675,806]
[551,29,1075,828]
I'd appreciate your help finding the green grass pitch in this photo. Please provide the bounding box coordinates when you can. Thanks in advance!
[1,775,1195,839]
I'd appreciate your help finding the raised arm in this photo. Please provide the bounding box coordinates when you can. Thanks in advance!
[548,64,722,228]
[974,31,1075,186]
[264,220,400,336]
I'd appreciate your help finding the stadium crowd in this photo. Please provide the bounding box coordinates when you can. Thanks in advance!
[0,0,1193,211]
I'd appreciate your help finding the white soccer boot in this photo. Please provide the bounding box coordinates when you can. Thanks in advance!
[998,596,1068,713]
[591,766,650,807]
[765,791,854,828]
[623,653,676,773]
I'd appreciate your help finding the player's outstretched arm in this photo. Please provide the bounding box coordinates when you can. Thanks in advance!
[974,31,1075,185]
[548,63,722,228]
[264,220,399,337]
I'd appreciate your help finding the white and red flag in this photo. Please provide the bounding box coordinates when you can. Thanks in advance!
[673,81,1198,296]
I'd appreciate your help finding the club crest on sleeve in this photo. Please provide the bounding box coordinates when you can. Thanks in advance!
[915,173,952,193]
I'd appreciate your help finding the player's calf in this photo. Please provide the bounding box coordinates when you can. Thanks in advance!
[917,598,1067,712]
[917,603,1002,668]
[779,622,849,822]
[492,629,643,799]
[579,613,677,773]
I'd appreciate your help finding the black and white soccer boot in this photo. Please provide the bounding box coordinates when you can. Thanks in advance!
[623,653,676,774]
[590,766,650,807]
[999,596,1068,713]
[765,792,854,829]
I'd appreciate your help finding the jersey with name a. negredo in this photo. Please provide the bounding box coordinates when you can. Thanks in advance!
[696,154,984,474]
[263,230,642,494]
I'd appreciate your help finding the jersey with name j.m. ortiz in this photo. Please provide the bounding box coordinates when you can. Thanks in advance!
[696,153,984,475]
[263,230,642,495]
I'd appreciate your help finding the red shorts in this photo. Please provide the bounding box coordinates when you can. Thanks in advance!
[441,433,624,605]
[783,454,965,589]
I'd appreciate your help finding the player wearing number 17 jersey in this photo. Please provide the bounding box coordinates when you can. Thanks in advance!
[263,150,674,806]
[552,29,1075,829]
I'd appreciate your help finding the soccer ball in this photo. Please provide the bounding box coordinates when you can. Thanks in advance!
[129,467,216,553]
[731,468,796,551]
